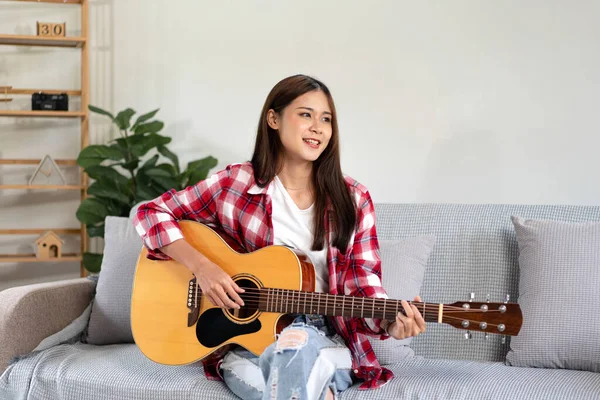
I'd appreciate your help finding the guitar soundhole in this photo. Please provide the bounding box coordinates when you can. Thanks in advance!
[228,277,260,320]
[195,274,263,348]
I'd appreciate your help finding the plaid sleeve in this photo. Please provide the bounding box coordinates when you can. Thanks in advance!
[343,189,390,338]
[132,167,230,260]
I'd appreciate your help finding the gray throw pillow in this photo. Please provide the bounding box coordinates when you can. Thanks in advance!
[85,216,143,345]
[506,216,600,372]
[368,236,435,365]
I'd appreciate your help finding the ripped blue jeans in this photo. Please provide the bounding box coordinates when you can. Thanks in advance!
[220,315,354,400]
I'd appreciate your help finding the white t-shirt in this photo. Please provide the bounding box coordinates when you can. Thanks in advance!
[270,176,329,293]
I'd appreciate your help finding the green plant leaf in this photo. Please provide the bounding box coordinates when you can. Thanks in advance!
[88,105,115,120]
[76,198,109,225]
[87,179,132,205]
[83,252,103,273]
[183,156,218,186]
[114,108,136,130]
[134,120,165,135]
[132,109,160,131]
[157,145,180,174]
[139,134,171,156]
[77,145,123,168]
[84,166,130,187]
[121,159,140,171]
[87,223,105,238]
[141,154,159,170]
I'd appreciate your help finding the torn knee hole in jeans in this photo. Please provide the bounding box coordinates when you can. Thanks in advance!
[275,329,309,352]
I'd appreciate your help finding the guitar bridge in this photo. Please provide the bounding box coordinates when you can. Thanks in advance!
[187,277,200,327]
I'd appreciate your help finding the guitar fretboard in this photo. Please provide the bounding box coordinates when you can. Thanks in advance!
[258,288,440,322]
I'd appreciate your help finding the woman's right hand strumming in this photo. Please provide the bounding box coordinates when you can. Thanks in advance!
[159,239,245,309]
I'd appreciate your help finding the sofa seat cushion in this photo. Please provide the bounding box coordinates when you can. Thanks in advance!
[3,344,600,400]
[339,357,600,400]
[0,343,237,400]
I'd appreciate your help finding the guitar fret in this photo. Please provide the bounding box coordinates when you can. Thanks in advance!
[316,292,321,314]
[383,298,387,320]
[265,288,270,312]
[302,291,306,314]
[324,294,329,316]
[395,300,399,318]
[311,292,314,314]
[333,296,337,317]
[361,297,365,318]
[342,295,345,317]
[351,297,355,317]
[371,297,375,318]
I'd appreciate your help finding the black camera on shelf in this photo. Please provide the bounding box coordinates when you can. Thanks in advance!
[32,92,69,111]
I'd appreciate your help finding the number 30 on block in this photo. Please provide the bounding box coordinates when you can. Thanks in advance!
[37,22,66,37]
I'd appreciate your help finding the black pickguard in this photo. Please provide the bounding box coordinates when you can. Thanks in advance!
[196,308,261,348]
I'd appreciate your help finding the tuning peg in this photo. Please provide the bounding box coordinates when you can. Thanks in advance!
[486,294,490,303]
[484,332,489,340]
[501,335,507,344]
[504,294,510,304]
[469,293,475,302]
[464,330,472,340]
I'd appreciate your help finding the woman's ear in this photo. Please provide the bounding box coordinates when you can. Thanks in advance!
[267,109,279,130]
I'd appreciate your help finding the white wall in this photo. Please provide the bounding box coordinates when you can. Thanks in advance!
[2,0,600,289]
[112,0,600,205]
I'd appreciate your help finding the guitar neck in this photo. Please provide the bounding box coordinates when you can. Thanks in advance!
[258,288,439,322]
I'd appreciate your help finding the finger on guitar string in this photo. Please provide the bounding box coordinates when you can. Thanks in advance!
[225,282,245,307]
[214,285,242,309]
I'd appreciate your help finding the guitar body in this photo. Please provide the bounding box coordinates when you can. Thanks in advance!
[131,220,315,366]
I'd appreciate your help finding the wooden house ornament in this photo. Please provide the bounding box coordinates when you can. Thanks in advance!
[29,154,67,186]
[34,230,64,259]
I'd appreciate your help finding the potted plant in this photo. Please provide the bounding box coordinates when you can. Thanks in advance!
[76,105,218,273]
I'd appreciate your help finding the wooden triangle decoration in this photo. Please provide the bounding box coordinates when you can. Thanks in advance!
[28,155,67,186]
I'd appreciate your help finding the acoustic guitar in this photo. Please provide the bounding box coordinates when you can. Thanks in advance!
[131,220,523,365]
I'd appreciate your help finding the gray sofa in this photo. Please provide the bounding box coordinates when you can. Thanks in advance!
[1,203,600,399]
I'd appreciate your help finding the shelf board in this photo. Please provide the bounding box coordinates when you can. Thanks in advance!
[0,184,84,190]
[0,110,85,118]
[1,88,82,96]
[2,0,82,4]
[0,229,81,235]
[0,159,78,166]
[0,253,82,263]
[0,34,85,48]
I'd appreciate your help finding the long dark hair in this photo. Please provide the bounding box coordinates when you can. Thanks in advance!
[251,74,356,253]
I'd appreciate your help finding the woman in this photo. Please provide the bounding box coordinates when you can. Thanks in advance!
[133,74,426,400]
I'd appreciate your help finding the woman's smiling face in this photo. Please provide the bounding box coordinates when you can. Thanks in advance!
[268,90,333,163]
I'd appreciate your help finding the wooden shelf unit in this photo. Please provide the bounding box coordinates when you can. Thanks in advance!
[0,0,89,275]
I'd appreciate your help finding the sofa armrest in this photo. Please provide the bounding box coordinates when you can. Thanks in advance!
[0,278,95,374]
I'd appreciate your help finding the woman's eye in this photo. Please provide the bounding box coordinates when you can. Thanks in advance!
[300,112,311,118]
[322,117,331,123]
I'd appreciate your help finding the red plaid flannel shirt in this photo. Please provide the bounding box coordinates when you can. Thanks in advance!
[133,162,394,389]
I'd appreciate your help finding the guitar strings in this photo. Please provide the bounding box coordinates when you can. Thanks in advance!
[192,294,509,331]
[190,285,510,314]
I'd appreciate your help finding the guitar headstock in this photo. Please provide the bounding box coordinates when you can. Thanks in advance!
[442,301,522,336]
